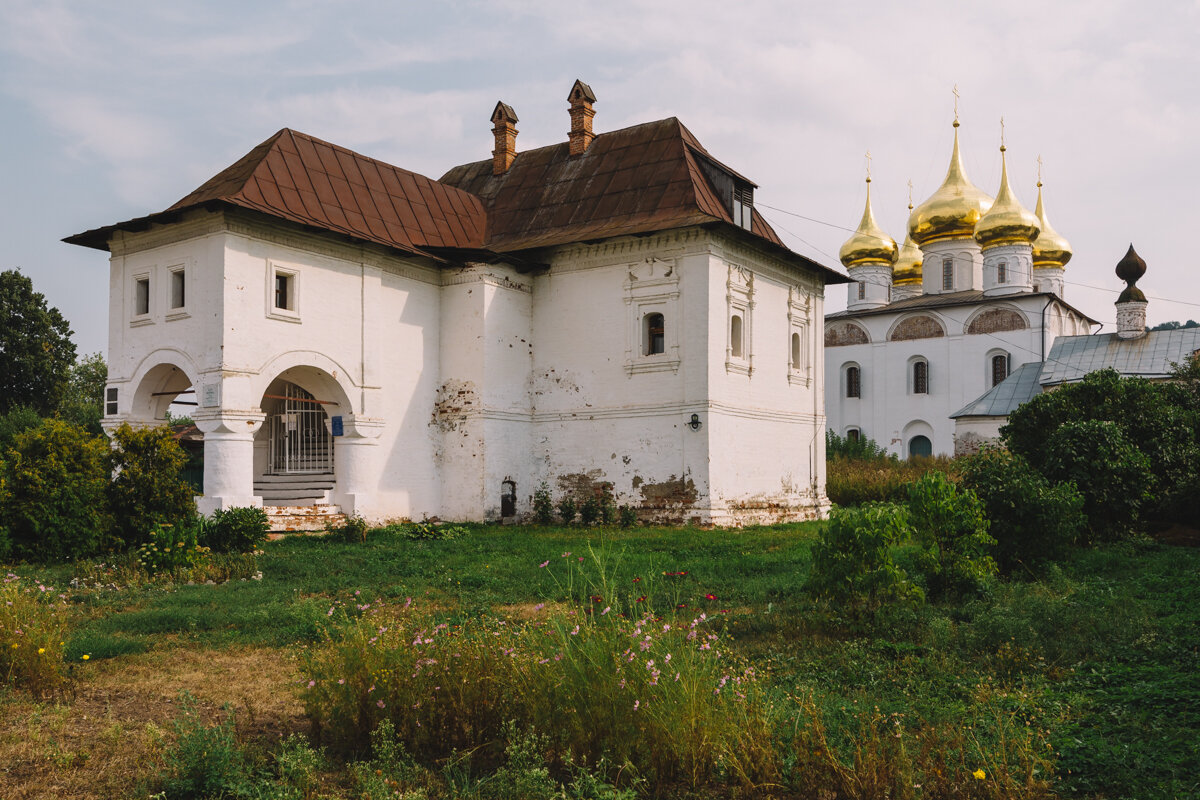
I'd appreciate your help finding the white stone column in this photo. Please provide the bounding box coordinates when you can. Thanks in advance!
[193,411,265,515]
[330,415,384,518]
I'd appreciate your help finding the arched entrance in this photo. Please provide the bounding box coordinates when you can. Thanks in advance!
[262,381,334,475]
[908,435,933,459]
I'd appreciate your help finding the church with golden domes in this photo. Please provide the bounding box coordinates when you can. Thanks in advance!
[825,116,1096,458]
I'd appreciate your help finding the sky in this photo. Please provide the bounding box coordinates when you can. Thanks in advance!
[3,0,1199,357]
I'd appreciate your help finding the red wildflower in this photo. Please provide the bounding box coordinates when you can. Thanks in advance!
[591,595,604,603]
[636,596,647,603]
[705,593,717,601]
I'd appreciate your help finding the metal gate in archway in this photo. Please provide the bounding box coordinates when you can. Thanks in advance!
[265,382,334,474]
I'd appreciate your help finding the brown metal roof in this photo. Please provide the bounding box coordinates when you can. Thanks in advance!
[66,129,486,258]
[66,118,844,283]
[438,117,783,253]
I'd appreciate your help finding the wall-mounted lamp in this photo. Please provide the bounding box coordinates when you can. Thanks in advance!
[687,413,702,431]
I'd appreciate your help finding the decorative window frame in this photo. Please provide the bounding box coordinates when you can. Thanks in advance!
[623,257,680,375]
[266,261,302,323]
[130,270,153,326]
[165,262,191,321]
[725,264,754,376]
[787,286,811,386]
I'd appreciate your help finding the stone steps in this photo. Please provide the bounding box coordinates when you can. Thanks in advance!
[264,503,346,533]
[255,472,334,505]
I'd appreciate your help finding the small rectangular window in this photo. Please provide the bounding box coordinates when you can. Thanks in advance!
[170,270,186,309]
[275,273,292,310]
[105,387,118,416]
[942,259,954,291]
[847,428,860,442]
[857,282,865,300]
[914,361,929,394]
[997,261,1007,284]
[135,277,150,315]
[644,312,665,356]
[846,366,861,398]
[730,314,744,358]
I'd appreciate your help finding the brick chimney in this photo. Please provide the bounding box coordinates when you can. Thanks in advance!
[567,79,597,156]
[491,101,518,175]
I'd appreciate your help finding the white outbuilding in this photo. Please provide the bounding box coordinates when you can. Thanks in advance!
[67,81,846,528]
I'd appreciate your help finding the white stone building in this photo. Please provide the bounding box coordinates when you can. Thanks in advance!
[67,81,845,526]
[825,118,1095,458]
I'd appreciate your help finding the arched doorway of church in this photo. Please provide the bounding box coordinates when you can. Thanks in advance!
[255,377,337,505]
[908,435,932,459]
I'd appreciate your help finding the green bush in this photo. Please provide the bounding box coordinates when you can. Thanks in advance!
[204,507,270,554]
[135,521,211,578]
[1002,367,1200,524]
[532,482,555,525]
[905,471,996,599]
[0,417,111,562]
[618,505,638,529]
[398,521,465,540]
[1042,420,1152,541]
[558,497,578,526]
[579,496,601,526]
[826,429,891,460]
[807,503,922,613]
[335,516,369,544]
[960,447,1086,572]
[108,423,197,550]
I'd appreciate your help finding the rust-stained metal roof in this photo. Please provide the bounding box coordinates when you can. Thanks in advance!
[439,117,781,252]
[66,129,486,258]
[65,118,844,283]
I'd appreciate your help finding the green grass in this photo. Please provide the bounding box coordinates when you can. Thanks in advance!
[7,522,1199,799]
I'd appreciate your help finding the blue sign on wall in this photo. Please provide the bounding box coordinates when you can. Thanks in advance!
[330,415,344,437]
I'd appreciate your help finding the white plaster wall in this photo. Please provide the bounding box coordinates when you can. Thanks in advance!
[826,295,1050,457]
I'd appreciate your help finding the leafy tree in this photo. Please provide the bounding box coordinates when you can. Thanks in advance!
[960,447,1086,573]
[1001,368,1200,523]
[108,423,197,550]
[0,405,42,452]
[58,352,107,434]
[1043,420,1153,541]
[0,270,77,416]
[0,418,111,562]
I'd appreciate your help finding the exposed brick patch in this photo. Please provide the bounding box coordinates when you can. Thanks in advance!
[556,470,613,501]
[890,314,945,341]
[954,431,988,457]
[825,321,870,347]
[967,308,1027,335]
[430,379,478,432]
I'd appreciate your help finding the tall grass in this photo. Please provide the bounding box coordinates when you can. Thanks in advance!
[827,455,959,506]
[300,552,778,793]
[1,572,71,697]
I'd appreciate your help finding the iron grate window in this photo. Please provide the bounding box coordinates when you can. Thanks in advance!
[913,360,928,394]
[991,354,1010,387]
[846,366,861,398]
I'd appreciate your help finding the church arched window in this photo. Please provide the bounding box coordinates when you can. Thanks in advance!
[845,364,861,398]
[912,359,929,394]
[991,353,1010,387]
[730,314,744,358]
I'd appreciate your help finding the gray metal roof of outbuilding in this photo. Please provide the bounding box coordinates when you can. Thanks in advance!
[950,361,1044,418]
[1039,328,1200,386]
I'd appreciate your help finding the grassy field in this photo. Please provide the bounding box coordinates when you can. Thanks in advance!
[2,523,1197,799]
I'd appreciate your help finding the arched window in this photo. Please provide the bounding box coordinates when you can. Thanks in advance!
[909,435,932,459]
[790,332,801,368]
[644,313,665,355]
[847,428,861,443]
[942,258,954,291]
[997,261,1007,284]
[913,360,928,394]
[846,365,861,398]
[730,314,744,358]
[991,353,1010,387]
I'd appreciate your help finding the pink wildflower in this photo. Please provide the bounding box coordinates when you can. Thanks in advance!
[539,560,550,568]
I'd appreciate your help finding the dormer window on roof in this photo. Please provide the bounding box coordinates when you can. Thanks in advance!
[732,183,754,231]
[693,151,756,232]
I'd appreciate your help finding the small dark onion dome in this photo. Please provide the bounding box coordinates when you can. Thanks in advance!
[1116,243,1147,302]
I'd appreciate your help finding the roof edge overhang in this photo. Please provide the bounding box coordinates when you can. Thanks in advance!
[828,291,1098,324]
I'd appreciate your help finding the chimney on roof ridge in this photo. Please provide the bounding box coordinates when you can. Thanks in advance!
[491,101,519,175]
[567,79,597,156]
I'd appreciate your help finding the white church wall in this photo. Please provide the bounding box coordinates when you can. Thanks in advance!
[705,244,829,523]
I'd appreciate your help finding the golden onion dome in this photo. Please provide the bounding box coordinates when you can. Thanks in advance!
[893,227,924,285]
[839,177,898,268]
[1032,180,1073,269]
[908,121,994,246]
[974,144,1040,248]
